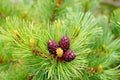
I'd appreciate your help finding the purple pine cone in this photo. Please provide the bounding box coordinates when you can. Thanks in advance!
[48,40,59,54]
[59,36,70,51]
[63,50,76,62]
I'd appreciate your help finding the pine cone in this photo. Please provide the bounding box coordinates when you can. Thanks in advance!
[63,50,76,62]
[48,40,59,54]
[59,36,70,51]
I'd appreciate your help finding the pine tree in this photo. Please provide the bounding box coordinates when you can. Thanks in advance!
[0,0,120,80]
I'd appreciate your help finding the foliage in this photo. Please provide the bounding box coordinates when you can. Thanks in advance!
[0,0,120,80]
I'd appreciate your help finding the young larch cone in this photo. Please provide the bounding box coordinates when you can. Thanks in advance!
[63,50,76,62]
[59,36,70,51]
[48,40,59,54]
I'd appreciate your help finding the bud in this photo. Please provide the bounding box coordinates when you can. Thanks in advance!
[56,0,61,7]
[90,67,96,74]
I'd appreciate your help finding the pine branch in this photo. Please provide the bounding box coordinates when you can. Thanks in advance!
[13,30,50,58]
[0,2,120,79]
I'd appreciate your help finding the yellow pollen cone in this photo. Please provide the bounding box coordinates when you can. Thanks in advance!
[30,38,35,47]
[13,30,19,35]
[56,48,63,57]
[97,64,103,71]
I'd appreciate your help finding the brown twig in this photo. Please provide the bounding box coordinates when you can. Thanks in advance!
[0,57,19,64]
[102,0,120,8]
[31,47,51,58]
[9,59,19,63]
[84,0,89,13]
[50,0,63,22]
[27,75,34,80]
[0,57,5,64]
